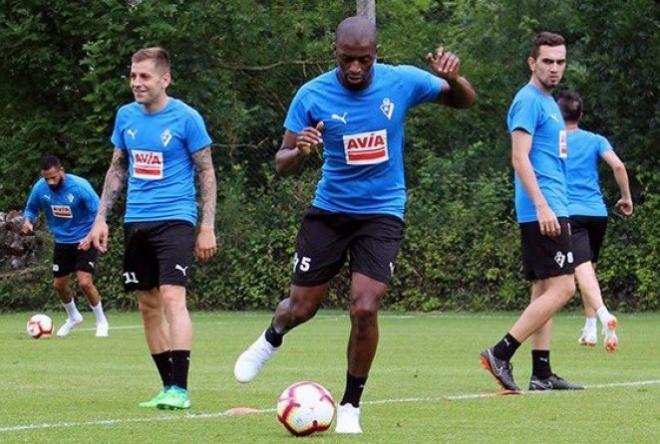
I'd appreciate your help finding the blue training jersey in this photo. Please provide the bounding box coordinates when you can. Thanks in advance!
[23,174,99,244]
[111,97,212,224]
[566,129,612,217]
[507,83,568,223]
[284,63,442,220]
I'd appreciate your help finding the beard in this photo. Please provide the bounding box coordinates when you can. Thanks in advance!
[48,178,63,191]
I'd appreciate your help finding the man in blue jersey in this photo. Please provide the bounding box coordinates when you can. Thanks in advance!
[88,47,217,410]
[557,90,633,352]
[480,32,583,392]
[22,155,109,337]
[234,16,476,433]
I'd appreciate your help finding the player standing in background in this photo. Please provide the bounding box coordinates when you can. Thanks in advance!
[480,32,583,392]
[234,16,476,433]
[557,90,633,351]
[88,47,217,410]
[22,154,109,337]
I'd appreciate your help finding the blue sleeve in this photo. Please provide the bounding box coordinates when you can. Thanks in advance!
[185,109,213,153]
[23,183,42,222]
[283,88,313,134]
[597,134,613,155]
[79,180,100,214]
[507,95,539,135]
[397,65,443,107]
[111,108,126,150]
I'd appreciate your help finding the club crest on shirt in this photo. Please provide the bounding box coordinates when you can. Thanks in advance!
[132,150,164,180]
[51,205,73,218]
[380,98,395,120]
[66,193,75,203]
[343,129,389,165]
[161,129,172,147]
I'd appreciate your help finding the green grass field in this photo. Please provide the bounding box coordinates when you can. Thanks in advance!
[1,311,659,443]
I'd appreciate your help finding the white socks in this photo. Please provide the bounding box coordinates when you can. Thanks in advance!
[64,300,82,321]
[584,317,597,331]
[596,306,612,326]
[91,302,108,324]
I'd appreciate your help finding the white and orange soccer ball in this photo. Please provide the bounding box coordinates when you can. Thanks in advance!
[277,381,336,436]
[26,314,54,339]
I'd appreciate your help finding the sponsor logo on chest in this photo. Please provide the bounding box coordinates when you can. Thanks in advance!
[51,205,73,218]
[558,130,568,159]
[132,150,164,180]
[342,129,389,165]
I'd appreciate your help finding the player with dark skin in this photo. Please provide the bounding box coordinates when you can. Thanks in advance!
[235,16,475,434]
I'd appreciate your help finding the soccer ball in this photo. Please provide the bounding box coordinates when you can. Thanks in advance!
[26,314,54,339]
[277,381,335,436]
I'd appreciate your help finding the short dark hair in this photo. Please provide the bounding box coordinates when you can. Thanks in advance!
[39,154,61,171]
[530,32,565,59]
[131,47,170,73]
[557,90,583,122]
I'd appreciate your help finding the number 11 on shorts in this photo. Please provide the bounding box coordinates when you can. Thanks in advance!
[293,253,311,273]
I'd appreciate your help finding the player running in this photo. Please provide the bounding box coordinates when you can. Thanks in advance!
[88,47,217,410]
[557,89,633,351]
[234,16,476,434]
[480,32,583,392]
[22,154,109,337]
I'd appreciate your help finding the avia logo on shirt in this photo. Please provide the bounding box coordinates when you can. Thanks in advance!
[558,130,568,159]
[51,205,73,218]
[380,98,395,120]
[343,129,389,165]
[161,129,173,147]
[132,150,164,180]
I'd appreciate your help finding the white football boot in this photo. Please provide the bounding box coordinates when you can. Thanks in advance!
[95,321,109,337]
[578,327,597,347]
[335,403,362,434]
[233,331,278,383]
[56,314,83,337]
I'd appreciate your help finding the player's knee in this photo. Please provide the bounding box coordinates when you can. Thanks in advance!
[289,299,318,324]
[138,297,161,318]
[53,279,67,292]
[77,276,94,292]
[559,278,576,301]
[350,297,379,327]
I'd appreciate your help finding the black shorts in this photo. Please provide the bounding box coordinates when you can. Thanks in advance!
[570,215,608,266]
[123,221,195,291]
[291,207,405,286]
[519,217,575,281]
[52,243,98,278]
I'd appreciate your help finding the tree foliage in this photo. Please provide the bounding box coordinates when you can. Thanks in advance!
[1,0,657,311]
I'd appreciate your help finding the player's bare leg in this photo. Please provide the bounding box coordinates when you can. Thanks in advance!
[76,271,108,337]
[234,284,327,383]
[54,275,83,336]
[575,262,617,351]
[336,272,387,434]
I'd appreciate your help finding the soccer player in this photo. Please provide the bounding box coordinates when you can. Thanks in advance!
[557,90,633,351]
[234,16,476,433]
[22,154,109,337]
[87,47,217,410]
[480,32,583,392]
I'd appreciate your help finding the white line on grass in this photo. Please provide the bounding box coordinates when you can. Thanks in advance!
[1,379,659,434]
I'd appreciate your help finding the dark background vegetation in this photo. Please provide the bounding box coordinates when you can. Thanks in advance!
[0,0,657,311]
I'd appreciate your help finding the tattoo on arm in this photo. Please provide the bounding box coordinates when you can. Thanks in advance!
[192,147,217,228]
[97,149,128,220]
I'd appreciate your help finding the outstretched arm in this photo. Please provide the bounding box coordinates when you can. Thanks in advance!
[601,150,633,216]
[192,146,218,261]
[88,148,128,252]
[426,47,476,109]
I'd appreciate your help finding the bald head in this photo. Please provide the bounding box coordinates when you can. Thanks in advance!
[336,16,377,47]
